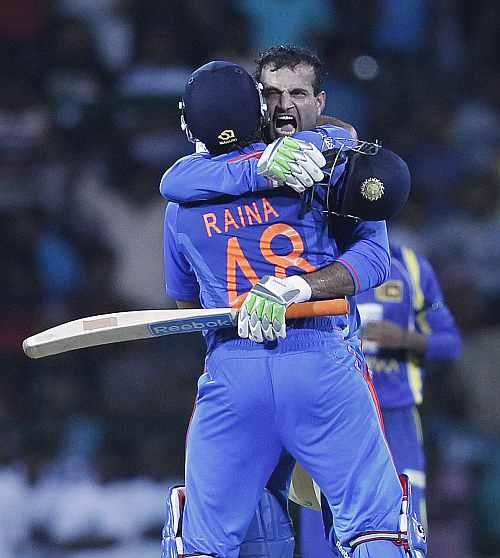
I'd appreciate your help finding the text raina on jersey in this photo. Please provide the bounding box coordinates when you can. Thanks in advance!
[202,197,280,238]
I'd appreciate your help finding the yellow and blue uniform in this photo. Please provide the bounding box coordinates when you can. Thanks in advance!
[360,244,461,519]
[360,244,461,408]
[162,128,408,558]
[300,244,461,558]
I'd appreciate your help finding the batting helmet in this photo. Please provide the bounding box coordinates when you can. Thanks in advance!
[339,146,411,220]
[321,140,411,221]
[180,61,268,153]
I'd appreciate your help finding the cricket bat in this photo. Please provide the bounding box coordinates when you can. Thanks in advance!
[22,297,348,360]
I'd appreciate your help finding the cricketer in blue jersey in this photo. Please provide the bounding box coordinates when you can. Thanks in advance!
[161,61,425,558]
[298,244,461,558]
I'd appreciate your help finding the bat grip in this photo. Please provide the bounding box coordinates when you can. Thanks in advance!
[232,294,349,317]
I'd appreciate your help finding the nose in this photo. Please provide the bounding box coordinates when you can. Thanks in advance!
[278,90,292,110]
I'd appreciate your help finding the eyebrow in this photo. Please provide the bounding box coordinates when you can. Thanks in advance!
[263,86,310,95]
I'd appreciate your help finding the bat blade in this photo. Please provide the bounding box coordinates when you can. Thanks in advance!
[22,308,237,359]
[22,298,349,359]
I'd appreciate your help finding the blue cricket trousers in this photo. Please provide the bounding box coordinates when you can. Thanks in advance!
[300,405,426,558]
[182,330,403,558]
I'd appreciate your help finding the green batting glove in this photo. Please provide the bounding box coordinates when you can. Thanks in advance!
[238,275,312,343]
[257,137,326,193]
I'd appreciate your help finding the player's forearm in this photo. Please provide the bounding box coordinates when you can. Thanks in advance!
[405,330,463,360]
[160,155,269,203]
[301,262,355,299]
[300,222,390,299]
[404,330,427,355]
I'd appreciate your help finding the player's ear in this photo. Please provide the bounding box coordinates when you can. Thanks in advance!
[316,91,326,115]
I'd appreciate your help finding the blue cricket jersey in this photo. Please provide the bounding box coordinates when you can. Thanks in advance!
[161,125,391,350]
[356,244,462,408]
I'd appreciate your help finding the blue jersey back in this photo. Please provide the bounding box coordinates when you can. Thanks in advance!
[164,148,355,349]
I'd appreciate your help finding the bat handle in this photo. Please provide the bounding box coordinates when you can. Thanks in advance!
[232,294,349,317]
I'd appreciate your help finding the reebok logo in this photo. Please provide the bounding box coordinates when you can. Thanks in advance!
[149,314,234,336]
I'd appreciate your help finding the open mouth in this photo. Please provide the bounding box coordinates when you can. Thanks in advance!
[274,114,297,136]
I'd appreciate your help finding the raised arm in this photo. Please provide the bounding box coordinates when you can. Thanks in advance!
[160,152,270,203]
[160,125,354,203]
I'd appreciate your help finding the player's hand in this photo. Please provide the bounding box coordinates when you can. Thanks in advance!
[362,320,408,349]
[238,275,311,343]
[257,137,326,193]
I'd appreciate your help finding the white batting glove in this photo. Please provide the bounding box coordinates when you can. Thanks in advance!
[238,275,312,343]
[257,137,326,193]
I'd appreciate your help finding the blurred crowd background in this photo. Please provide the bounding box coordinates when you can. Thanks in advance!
[1,1,499,557]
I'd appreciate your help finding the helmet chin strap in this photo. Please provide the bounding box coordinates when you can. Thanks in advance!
[178,100,195,144]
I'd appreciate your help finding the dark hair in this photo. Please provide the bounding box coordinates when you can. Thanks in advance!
[254,45,326,95]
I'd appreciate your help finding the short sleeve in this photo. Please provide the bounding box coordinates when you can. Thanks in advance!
[164,203,200,301]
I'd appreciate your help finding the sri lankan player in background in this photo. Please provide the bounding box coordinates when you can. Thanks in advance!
[298,243,461,558]
[255,45,446,557]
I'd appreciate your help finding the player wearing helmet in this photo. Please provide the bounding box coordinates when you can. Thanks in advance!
[160,60,424,558]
